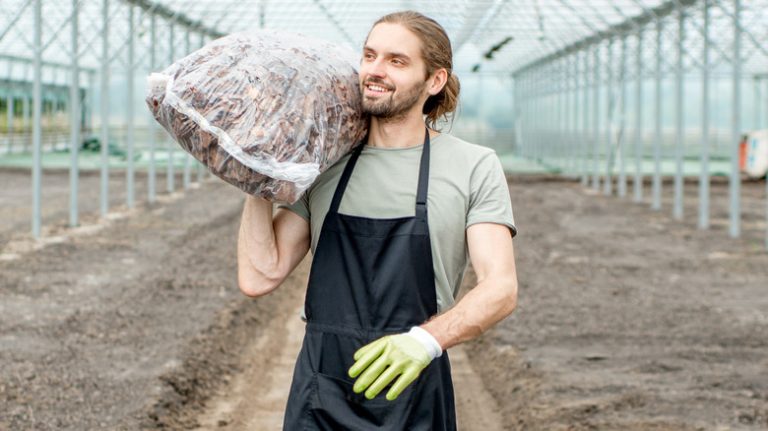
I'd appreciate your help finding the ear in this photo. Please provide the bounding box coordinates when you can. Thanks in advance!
[427,68,448,96]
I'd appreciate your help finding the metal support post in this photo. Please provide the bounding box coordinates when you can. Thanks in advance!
[563,58,569,171]
[634,29,644,203]
[572,54,579,176]
[592,45,601,190]
[32,0,42,238]
[100,0,110,217]
[673,7,685,220]
[582,49,590,186]
[699,0,711,230]
[730,0,741,238]
[557,61,564,169]
[618,35,628,198]
[148,13,156,203]
[604,39,614,196]
[69,0,80,227]
[652,19,663,211]
[126,4,135,208]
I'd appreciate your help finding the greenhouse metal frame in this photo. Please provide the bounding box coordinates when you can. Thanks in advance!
[0,0,766,248]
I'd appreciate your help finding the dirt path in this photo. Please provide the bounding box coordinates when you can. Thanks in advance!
[191,258,506,431]
[2,171,767,430]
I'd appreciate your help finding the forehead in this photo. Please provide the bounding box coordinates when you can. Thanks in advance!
[364,22,423,61]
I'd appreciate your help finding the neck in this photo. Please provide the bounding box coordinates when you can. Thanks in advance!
[366,111,431,149]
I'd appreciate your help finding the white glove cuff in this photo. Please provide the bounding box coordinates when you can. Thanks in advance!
[407,326,443,359]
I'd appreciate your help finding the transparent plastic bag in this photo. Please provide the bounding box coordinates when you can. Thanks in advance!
[145,30,368,203]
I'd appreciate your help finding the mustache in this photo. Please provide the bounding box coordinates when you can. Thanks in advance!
[362,79,394,91]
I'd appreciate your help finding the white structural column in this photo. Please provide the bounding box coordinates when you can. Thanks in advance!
[69,0,80,227]
[559,61,564,168]
[729,0,741,238]
[604,39,614,196]
[634,29,644,203]
[699,0,711,230]
[126,4,136,209]
[618,35,628,198]
[673,6,685,220]
[581,49,590,186]
[592,44,601,190]
[32,0,43,237]
[571,53,579,176]
[148,13,157,203]
[652,18,663,211]
[100,0,110,217]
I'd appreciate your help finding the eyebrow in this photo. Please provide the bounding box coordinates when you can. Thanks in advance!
[363,46,412,61]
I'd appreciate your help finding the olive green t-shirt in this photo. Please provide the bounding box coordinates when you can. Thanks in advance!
[278,132,516,314]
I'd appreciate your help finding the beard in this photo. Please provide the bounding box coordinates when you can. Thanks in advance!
[361,78,426,120]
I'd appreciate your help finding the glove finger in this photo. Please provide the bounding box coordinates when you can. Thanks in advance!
[386,369,420,401]
[352,355,389,394]
[364,364,403,400]
[353,337,383,361]
[348,339,386,378]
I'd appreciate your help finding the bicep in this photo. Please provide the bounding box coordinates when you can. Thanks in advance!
[466,222,517,285]
[273,207,311,281]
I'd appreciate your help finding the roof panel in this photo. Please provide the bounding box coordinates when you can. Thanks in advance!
[0,0,767,77]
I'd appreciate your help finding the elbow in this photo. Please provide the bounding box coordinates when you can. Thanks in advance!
[501,277,518,316]
[237,266,283,298]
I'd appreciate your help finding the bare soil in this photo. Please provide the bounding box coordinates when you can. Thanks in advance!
[1,168,767,430]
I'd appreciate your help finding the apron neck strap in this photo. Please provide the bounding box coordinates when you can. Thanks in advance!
[329,127,431,215]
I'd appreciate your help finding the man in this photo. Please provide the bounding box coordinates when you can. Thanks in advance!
[237,10,518,430]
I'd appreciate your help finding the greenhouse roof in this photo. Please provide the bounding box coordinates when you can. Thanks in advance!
[0,0,766,77]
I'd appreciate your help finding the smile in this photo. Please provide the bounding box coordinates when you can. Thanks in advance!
[365,83,392,94]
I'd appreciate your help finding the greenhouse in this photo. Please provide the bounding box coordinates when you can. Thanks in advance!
[1,1,767,429]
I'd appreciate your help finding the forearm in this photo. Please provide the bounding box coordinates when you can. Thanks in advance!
[237,196,281,295]
[420,275,517,350]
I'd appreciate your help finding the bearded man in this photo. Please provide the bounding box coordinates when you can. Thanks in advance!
[237,10,518,430]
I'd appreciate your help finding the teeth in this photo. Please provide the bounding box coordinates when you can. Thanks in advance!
[367,84,388,92]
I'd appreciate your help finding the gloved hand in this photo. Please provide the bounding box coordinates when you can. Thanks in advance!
[348,326,442,401]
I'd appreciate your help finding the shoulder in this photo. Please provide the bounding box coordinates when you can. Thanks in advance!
[431,133,499,173]
[433,133,496,158]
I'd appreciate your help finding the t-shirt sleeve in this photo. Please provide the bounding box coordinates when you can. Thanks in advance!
[276,191,310,222]
[466,152,517,238]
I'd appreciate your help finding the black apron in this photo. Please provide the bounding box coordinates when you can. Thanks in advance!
[283,128,457,430]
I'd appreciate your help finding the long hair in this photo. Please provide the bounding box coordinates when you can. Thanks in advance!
[368,11,460,130]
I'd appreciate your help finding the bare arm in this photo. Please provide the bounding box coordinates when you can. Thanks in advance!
[237,196,310,297]
[420,223,518,350]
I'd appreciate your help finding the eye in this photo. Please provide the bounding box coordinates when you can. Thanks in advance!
[391,58,404,65]
[364,52,375,61]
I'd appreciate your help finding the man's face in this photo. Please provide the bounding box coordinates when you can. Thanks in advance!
[359,23,430,120]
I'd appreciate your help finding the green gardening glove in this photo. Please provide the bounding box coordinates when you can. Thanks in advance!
[348,326,443,401]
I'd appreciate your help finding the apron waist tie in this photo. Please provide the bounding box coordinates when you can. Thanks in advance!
[306,321,412,339]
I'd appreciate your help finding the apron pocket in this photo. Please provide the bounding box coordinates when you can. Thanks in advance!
[309,371,413,430]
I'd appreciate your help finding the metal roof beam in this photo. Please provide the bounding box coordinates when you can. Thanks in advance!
[512,0,700,76]
[0,53,96,74]
[119,0,224,38]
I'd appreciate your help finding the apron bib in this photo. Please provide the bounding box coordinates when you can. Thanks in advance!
[283,128,456,430]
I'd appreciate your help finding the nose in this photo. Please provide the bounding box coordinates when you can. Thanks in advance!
[366,57,386,79]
